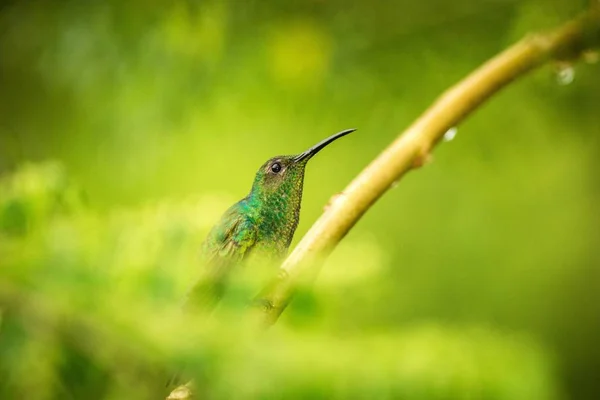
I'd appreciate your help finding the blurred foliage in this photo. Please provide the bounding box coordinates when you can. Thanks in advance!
[0,163,561,399]
[0,0,599,399]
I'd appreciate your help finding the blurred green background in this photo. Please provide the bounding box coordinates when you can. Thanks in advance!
[1,0,599,399]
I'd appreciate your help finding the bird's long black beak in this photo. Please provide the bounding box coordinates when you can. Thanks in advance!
[293,128,356,163]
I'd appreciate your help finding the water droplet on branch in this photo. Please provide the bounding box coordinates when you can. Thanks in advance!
[582,50,599,65]
[443,127,457,142]
[555,63,575,85]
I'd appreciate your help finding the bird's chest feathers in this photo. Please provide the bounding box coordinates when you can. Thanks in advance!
[255,192,301,251]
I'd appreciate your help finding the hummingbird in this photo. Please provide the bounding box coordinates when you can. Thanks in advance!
[184,128,356,314]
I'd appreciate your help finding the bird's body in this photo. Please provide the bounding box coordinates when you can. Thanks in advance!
[168,129,354,390]
[184,129,355,313]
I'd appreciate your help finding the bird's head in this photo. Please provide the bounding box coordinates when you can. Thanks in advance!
[250,129,355,201]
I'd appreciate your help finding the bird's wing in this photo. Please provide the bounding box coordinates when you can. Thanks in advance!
[205,212,257,266]
[168,210,258,389]
[184,210,257,313]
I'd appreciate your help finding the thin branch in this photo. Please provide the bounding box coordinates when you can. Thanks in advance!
[256,7,600,326]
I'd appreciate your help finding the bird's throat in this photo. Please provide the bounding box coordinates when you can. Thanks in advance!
[248,182,304,256]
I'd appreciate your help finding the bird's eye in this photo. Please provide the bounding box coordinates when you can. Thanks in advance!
[270,162,282,173]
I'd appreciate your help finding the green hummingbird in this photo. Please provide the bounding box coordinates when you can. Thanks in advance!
[184,128,355,313]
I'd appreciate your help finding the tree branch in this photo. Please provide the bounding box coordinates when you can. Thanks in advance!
[167,7,600,398]
[256,7,600,326]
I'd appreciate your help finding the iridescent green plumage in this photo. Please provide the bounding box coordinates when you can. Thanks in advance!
[185,129,355,313]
